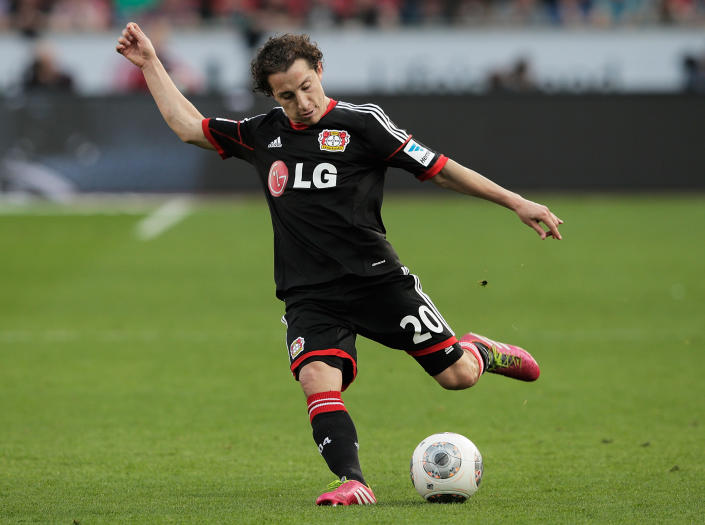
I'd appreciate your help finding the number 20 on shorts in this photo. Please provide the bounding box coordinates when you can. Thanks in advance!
[400,306,444,345]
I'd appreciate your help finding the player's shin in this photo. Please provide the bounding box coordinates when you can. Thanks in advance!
[307,391,366,484]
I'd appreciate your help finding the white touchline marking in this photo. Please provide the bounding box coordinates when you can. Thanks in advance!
[135,198,192,241]
[0,206,146,216]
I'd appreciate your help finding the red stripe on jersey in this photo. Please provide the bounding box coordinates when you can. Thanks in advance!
[202,118,255,157]
[406,336,458,357]
[290,348,358,391]
[213,127,255,151]
[236,120,245,144]
[306,390,346,422]
[202,118,226,158]
[385,135,412,161]
[289,98,338,130]
[418,154,449,182]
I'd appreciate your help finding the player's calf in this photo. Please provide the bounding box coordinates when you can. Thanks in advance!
[433,348,482,389]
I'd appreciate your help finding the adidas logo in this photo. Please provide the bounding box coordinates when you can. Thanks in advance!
[268,136,282,148]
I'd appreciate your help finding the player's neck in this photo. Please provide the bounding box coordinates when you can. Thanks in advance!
[289,97,336,130]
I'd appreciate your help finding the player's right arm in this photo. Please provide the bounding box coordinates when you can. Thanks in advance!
[115,22,213,150]
[434,159,563,240]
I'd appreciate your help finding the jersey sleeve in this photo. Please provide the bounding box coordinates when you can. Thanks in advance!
[201,115,263,163]
[363,104,448,181]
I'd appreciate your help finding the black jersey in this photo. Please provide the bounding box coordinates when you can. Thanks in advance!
[202,99,448,298]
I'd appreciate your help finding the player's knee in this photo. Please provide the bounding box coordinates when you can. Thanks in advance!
[434,357,479,390]
[298,360,343,396]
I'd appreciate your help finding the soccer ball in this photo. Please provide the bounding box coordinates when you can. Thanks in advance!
[410,432,483,503]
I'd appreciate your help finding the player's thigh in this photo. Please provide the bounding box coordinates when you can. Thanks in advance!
[282,300,358,390]
[353,271,463,375]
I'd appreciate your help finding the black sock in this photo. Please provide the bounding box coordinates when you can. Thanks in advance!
[310,411,366,484]
[473,341,491,372]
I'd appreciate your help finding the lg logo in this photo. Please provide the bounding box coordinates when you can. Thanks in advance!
[293,162,337,190]
[268,161,338,197]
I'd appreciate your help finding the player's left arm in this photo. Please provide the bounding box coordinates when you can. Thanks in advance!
[433,158,564,240]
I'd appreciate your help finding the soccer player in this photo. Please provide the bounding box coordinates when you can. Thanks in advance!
[116,23,563,506]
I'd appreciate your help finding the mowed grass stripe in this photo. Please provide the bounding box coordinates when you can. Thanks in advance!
[0,194,703,524]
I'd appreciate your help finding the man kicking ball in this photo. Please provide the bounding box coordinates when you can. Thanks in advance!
[116,23,563,506]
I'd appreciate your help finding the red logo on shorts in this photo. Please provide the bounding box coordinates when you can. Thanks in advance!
[290,336,305,359]
[268,160,288,197]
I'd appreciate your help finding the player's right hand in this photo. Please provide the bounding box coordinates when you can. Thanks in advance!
[115,22,156,69]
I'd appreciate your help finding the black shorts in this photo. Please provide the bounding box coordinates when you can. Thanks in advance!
[281,266,463,390]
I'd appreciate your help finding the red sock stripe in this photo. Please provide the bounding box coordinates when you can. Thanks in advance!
[459,341,485,376]
[307,391,347,422]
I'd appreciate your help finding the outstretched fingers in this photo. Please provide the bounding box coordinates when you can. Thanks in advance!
[527,218,549,240]
[549,212,564,239]
[535,209,563,240]
[517,200,564,240]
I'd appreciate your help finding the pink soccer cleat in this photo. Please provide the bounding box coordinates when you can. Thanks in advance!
[460,332,540,382]
[315,478,377,506]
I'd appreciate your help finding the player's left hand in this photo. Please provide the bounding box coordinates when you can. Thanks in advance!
[514,198,563,240]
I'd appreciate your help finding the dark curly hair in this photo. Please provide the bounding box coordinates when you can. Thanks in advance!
[250,34,324,97]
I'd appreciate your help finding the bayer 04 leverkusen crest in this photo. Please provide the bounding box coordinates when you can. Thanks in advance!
[318,129,350,152]
[289,336,305,359]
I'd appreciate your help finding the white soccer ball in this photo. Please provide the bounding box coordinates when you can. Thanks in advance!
[410,432,483,503]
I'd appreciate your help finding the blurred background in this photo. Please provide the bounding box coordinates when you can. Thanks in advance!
[0,0,704,196]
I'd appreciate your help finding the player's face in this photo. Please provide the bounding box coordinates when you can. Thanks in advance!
[269,58,329,127]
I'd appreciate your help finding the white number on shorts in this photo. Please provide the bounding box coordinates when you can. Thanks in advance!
[400,306,444,345]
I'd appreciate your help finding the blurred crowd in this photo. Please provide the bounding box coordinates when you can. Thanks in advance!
[6,0,705,96]
[2,0,705,35]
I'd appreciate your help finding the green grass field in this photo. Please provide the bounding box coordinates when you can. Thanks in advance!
[1,194,704,524]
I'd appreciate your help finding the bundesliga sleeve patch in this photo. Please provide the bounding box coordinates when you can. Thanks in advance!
[404,139,434,167]
[319,130,350,152]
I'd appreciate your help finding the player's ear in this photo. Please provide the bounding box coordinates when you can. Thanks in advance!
[315,61,323,78]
